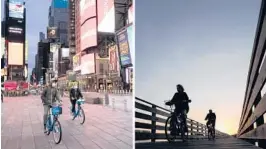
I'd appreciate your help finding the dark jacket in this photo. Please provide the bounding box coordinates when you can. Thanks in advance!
[170,92,190,111]
[70,88,83,100]
[41,87,61,105]
[205,113,216,122]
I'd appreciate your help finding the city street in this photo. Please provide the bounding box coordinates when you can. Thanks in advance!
[1,95,133,149]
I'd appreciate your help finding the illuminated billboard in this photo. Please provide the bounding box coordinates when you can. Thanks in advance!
[127,24,134,66]
[81,53,95,75]
[25,40,28,63]
[52,0,69,8]
[117,28,132,67]
[47,27,58,39]
[109,45,119,73]
[97,0,115,33]
[1,38,5,57]
[50,43,60,53]
[8,42,23,65]
[128,5,134,24]
[80,0,96,25]
[73,54,81,71]
[80,18,97,51]
[9,0,24,19]
[61,48,69,58]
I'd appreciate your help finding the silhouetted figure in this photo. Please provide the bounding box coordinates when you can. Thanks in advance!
[165,84,191,134]
[205,109,216,137]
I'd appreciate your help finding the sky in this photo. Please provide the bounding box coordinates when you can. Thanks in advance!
[135,0,261,135]
[1,0,51,70]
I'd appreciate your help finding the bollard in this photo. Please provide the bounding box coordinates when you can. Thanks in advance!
[124,98,128,112]
[112,98,115,110]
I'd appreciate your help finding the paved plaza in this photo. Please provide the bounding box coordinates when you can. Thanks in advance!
[1,95,133,149]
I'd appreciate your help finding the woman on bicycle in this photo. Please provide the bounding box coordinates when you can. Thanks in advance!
[41,79,62,133]
[165,84,191,134]
[69,83,83,115]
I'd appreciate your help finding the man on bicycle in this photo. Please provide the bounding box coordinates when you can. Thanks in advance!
[41,79,62,133]
[69,84,83,115]
[165,84,191,134]
[205,109,216,137]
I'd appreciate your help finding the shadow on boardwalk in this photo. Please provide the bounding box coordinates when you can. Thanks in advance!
[1,95,133,149]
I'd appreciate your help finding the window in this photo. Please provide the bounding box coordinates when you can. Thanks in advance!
[100,63,104,73]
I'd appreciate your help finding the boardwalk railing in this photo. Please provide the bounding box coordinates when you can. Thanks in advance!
[135,97,229,142]
[237,1,266,148]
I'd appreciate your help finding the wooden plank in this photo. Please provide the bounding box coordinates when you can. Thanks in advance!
[239,123,266,140]
[136,102,153,113]
[135,112,152,121]
[239,92,266,135]
[135,122,152,129]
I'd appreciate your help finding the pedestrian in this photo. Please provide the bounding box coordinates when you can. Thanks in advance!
[41,79,62,133]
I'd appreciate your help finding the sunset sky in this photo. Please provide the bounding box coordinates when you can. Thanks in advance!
[135,0,261,135]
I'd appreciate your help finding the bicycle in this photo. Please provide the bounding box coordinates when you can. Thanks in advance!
[45,104,63,144]
[165,100,191,143]
[207,123,215,140]
[69,98,85,124]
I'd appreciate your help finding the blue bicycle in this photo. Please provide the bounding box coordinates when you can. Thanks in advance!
[69,98,85,124]
[45,105,63,144]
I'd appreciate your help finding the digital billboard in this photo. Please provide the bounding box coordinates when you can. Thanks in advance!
[80,0,96,25]
[81,53,95,75]
[127,24,134,66]
[73,54,81,71]
[50,43,60,53]
[9,0,24,19]
[8,42,23,65]
[128,5,134,24]
[80,18,97,51]
[97,0,115,33]
[61,48,69,58]
[53,47,59,74]
[109,45,119,73]
[52,0,69,8]
[47,27,58,39]
[25,40,28,63]
[117,28,132,67]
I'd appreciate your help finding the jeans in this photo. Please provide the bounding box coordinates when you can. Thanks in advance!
[70,99,77,113]
[171,109,188,132]
[43,105,50,128]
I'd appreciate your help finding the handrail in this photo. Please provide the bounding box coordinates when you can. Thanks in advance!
[237,1,266,148]
[135,97,229,142]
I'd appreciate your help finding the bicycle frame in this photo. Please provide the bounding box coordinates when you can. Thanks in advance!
[46,108,59,131]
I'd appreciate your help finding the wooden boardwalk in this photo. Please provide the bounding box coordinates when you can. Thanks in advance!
[1,95,133,149]
[136,137,261,149]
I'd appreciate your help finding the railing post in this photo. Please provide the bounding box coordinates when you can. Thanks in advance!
[196,122,199,139]
[190,120,193,136]
[151,105,156,142]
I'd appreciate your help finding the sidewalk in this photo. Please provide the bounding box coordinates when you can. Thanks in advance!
[1,95,133,149]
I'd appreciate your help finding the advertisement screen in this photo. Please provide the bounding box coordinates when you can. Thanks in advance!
[1,38,5,57]
[109,45,119,73]
[127,25,134,66]
[50,43,60,53]
[9,0,24,19]
[8,27,24,42]
[73,54,81,71]
[80,18,97,51]
[128,5,134,24]
[117,29,132,67]
[81,53,95,75]
[53,48,59,74]
[52,0,68,8]
[25,40,28,63]
[47,27,58,39]
[97,0,115,33]
[8,42,23,65]
[80,0,96,25]
[61,48,69,58]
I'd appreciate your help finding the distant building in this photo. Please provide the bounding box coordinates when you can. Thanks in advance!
[39,32,45,42]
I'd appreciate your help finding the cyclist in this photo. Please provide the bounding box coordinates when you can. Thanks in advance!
[69,83,83,115]
[165,84,191,134]
[205,109,216,137]
[41,79,62,133]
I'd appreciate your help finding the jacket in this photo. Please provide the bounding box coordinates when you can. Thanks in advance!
[70,88,83,100]
[170,92,190,111]
[41,87,61,105]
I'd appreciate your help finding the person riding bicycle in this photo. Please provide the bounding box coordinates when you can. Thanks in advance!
[41,79,62,133]
[205,109,216,137]
[165,84,191,134]
[69,84,83,115]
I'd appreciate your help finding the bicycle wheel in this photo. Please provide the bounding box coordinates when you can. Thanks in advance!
[180,123,186,142]
[77,107,85,124]
[52,119,62,144]
[165,116,177,143]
